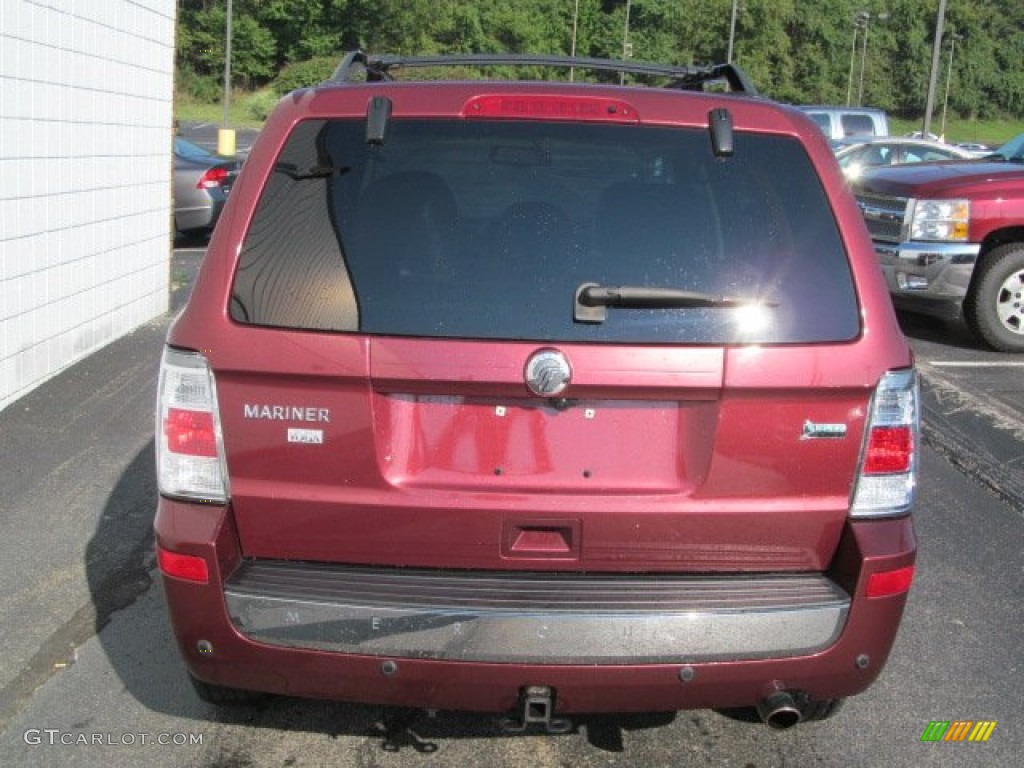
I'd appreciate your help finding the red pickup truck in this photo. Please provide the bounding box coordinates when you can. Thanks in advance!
[851,134,1024,352]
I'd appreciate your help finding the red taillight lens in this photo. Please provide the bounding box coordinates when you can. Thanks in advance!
[196,167,229,189]
[851,370,919,517]
[157,545,209,584]
[165,408,218,457]
[463,94,639,123]
[863,425,913,474]
[156,348,228,502]
[866,565,915,598]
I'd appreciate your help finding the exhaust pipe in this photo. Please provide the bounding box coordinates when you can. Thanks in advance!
[756,690,802,730]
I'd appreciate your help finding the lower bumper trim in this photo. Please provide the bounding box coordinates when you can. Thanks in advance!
[224,561,849,665]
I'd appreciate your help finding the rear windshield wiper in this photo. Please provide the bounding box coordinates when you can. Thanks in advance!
[574,282,772,323]
[273,162,350,180]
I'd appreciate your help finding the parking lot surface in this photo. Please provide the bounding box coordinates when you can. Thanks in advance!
[0,250,1020,766]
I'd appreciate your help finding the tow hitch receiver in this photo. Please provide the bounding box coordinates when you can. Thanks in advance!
[499,686,573,734]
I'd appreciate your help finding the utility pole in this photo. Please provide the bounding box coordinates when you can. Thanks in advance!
[922,0,948,138]
[940,31,962,140]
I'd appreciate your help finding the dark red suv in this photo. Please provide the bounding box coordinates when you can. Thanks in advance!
[155,53,918,731]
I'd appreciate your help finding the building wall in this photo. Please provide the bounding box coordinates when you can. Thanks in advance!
[0,0,175,412]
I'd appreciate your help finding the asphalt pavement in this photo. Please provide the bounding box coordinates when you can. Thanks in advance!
[0,250,1021,763]
[0,250,200,729]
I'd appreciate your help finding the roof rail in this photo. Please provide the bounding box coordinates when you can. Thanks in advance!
[327,51,758,96]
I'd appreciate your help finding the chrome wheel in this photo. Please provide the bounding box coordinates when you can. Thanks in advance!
[995,267,1024,335]
[964,244,1024,352]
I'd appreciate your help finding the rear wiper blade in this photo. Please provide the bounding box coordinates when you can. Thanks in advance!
[574,282,772,323]
[273,162,350,180]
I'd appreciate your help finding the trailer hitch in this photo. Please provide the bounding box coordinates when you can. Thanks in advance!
[499,686,572,735]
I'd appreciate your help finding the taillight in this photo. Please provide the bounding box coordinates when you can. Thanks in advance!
[196,167,229,189]
[851,369,919,517]
[156,347,229,502]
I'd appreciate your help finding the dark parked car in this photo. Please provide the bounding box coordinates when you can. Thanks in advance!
[172,138,239,237]
[155,52,918,732]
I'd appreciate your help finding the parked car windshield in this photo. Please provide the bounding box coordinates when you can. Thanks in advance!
[174,137,216,162]
[231,118,860,344]
[989,133,1024,162]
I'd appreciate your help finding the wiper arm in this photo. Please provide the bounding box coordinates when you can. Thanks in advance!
[273,162,350,180]
[574,282,772,323]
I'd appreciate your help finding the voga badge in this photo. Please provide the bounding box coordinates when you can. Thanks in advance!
[287,428,324,445]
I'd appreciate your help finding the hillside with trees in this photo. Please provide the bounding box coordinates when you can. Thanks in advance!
[176,0,1024,121]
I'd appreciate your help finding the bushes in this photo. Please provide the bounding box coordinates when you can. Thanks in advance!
[245,89,280,121]
[176,65,222,104]
[271,56,340,95]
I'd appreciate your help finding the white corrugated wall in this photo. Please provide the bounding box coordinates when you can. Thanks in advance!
[0,0,175,412]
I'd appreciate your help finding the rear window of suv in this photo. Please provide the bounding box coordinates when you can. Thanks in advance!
[230,118,860,344]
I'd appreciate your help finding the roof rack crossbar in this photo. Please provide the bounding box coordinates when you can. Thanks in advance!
[328,51,757,95]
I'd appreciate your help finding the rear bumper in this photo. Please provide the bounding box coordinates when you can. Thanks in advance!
[224,562,849,664]
[155,498,916,714]
[174,195,226,233]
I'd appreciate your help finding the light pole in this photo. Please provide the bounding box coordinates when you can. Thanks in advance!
[620,0,632,85]
[857,11,888,107]
[727,0,740,64]
[217,0,235,156]
[846,12,868,106]
[940,31,963,140]
[570,0,579,82]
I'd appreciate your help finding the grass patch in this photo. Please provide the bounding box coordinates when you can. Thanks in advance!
[890,116,1020,146]
[174,92,267,131]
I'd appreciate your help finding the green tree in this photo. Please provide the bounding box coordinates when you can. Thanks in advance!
[173,0,1024,121]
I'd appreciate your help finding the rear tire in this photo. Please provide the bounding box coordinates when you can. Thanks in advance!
[964,243,1024,352]
[188,673,267,706]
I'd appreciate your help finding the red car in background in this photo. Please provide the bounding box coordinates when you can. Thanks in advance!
[852,131,1024,352]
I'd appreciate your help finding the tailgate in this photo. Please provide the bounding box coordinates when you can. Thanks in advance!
[216,335,869,573]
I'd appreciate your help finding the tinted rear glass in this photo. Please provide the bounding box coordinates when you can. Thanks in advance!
[806,112,832,133]
[841,114,877,137]
[231,118,859,344]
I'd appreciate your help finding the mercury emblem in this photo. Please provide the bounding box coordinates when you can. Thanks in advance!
[524,349,572,397]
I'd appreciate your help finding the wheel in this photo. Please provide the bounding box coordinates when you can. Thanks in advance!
[964,243,1024,352]
[188,673,267,705]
